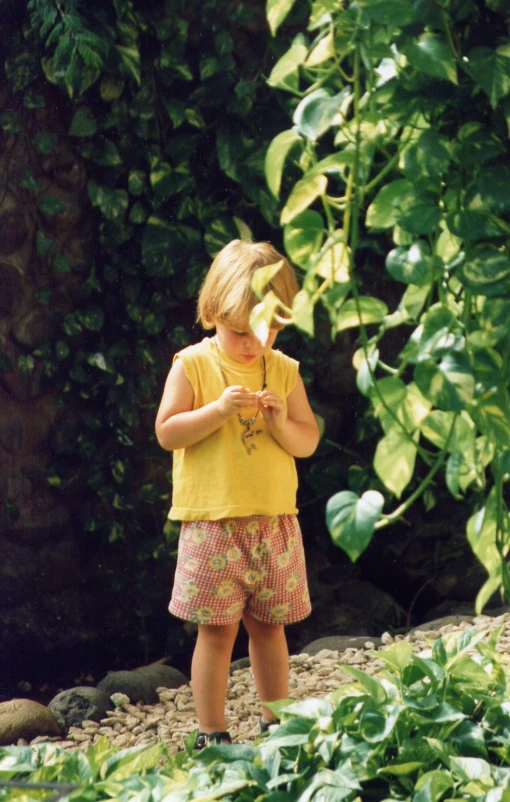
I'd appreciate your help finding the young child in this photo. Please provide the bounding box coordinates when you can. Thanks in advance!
[155,239,320,748]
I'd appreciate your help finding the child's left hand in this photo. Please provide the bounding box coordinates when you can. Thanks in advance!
[257,389,287,429]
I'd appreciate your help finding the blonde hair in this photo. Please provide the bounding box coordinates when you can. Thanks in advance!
[197,239,299,330]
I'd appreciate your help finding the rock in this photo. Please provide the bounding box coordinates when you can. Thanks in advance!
[96,670,158,704]
[133,664,188,691]
[48,686,112,732]
[300,635,383,656]
[409,615,475,634]
[0,699,61,745]
[230,657,251,674]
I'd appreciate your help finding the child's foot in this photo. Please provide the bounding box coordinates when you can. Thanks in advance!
[195,730,232,749]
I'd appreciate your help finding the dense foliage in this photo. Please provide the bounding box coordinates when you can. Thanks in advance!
[2,627,510,800]
[0,0,312,654]
[252,0,510,610]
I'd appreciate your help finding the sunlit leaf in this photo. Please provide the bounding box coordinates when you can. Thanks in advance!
[281,173,328,224]
[336,297,388,331]
[266,129,303,198]
[374,428,418,498]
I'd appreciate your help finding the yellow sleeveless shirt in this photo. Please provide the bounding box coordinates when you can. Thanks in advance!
[168,337,299,521]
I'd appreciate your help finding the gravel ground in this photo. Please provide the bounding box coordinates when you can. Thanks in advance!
[23,612,510,755]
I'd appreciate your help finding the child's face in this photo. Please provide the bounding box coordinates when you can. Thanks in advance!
[215,322,278,364]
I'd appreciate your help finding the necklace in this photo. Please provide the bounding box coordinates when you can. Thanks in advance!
[214,337,267,455]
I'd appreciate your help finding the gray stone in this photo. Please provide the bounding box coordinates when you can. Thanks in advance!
[96,670,158,704]
[134,664,188,691]
[48,686,112,731]
[410,615,475,634]
[230,657,251,674]
[0,699,61,745]
[300,635,383,656]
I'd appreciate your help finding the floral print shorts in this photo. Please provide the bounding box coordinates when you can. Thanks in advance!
[169,515,311,626]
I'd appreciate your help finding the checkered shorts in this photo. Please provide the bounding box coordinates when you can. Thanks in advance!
[169,515,311,625]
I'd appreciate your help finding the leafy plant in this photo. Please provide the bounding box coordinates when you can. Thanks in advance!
[255,0,510,610]
[2,627,510,801]
[0,0,297,657]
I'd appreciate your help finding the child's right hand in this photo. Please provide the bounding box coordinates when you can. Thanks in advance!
[217,386,260,418]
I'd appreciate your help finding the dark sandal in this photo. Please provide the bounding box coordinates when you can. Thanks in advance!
[195,730,232,749]
[260,717,280,734]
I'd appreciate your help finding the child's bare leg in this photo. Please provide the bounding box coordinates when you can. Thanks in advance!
[191,621,239,732]
[242,611,289,722]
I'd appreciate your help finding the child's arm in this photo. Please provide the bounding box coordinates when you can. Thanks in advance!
[258,375,320,458]
[155,359,259,451]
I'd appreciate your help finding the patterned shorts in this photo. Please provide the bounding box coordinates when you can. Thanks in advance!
[169,515,311,626]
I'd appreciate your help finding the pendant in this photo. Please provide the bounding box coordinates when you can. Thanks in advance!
[240,421,262,455]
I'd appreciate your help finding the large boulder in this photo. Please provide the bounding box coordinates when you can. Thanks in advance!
[0,699,61,745]
[300,635,383,656]
[96,670,158,704]
[48,686,112,731]
[133,664,188,691]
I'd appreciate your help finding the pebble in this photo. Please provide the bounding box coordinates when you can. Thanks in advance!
[15,612,510,755]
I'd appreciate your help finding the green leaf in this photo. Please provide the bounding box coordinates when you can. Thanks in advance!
[415,354,475,411]
[403,34,458,84]
[468,44,510,108]
[356,0,415,25]
[281,173,328,224]
[284,210,324,267]
[403,130,451,181]
[385,241,433,286]
[128,169,147,197]
[292,290,314,337]
[336,297,388,331]
[0,110,21,132]
[267,0,298,35]
[293,88,350,142]
[374,428,418,498]
[249,291,282,346]
[129,202,148,224]
[69,107,97,137]
[89,139,122,167]
[446,209,504,241]
[394,189,443,235]
[36,231,56,256]
[366,179,413,229]
[100,744,162,780]
[459,246,510,296]
[39,194,66,215]
[267,35,308,91]
[33,132,58,154]
[473,166,510,214]
[413,770,454,802]
[77,305,104,332]
[204,214,239,257]
[114,44,142,85]
[326,490,384,562]
[453,122,504,165]
[150,161,174,196]
[375,641,414,673]
[470,386,510,449]
[88,180,129,220]
[251,262,284,297]
[315,240,350,283]
[265,129,302,198]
